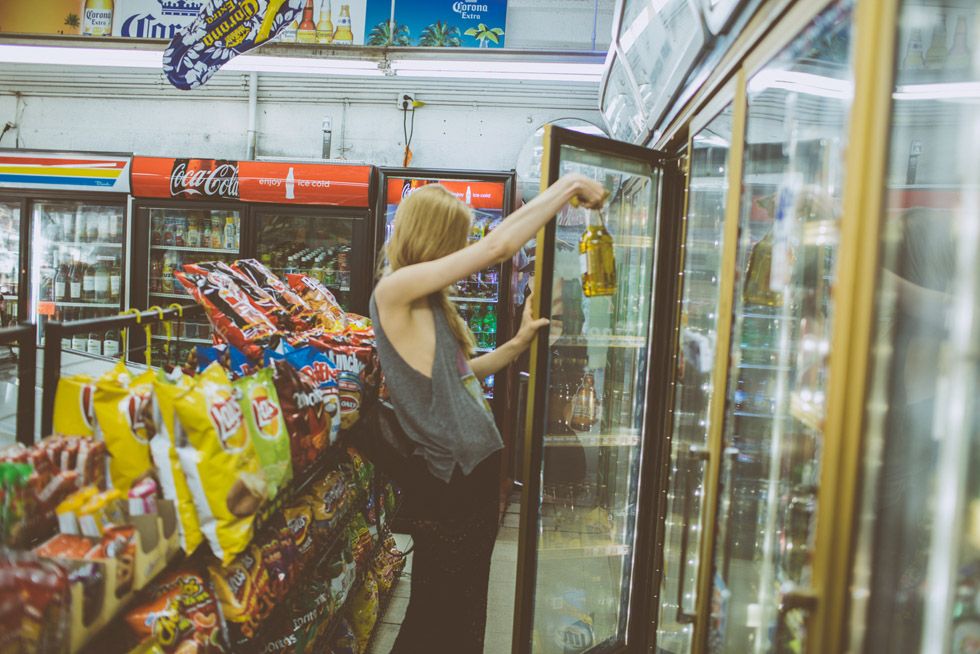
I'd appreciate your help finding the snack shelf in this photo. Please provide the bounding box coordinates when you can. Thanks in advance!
[357,569,405,654]
[449,296,498,304]
[36,501,182,654]
[150,245,237,255]
[46,241,122,249]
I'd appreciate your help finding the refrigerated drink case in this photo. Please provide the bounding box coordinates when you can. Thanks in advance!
[30,201,126,350]
[0,202,21,327]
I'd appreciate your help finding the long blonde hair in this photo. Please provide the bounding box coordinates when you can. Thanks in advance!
[383,184,477,357]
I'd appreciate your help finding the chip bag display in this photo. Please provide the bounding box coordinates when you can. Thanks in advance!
[233,258,317,330]
[284,346,341,445]
[174,363,269,564]
[175,267,280,359]
[311,343,374,431]
[271,359,330,475]
[234,368,293,499]
[285,273,347,332]
[208,544,270,643]
[52,374,98,438]
[194,261,292,329]
[125,566,226,652]
[93,363,156,493]
[150,370,203,555]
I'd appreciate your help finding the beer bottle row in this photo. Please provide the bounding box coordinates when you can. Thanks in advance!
[45,307,122,358]
[42,206,123,244]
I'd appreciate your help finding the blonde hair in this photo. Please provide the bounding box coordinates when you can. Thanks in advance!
[383,184,477,357]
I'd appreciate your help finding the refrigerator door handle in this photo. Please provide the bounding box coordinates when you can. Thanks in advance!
[675,444,711,625]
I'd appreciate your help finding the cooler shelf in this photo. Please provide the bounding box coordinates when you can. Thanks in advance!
[150,245,237,255]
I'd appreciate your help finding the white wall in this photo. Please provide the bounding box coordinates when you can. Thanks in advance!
[0,69,602,171]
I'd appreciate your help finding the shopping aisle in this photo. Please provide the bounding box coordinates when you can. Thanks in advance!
[368,501,521,654]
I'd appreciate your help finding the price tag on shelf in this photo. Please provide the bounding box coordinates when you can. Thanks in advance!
[37,301,55,317]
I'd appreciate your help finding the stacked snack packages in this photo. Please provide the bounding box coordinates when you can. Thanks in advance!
[0,550,72,654]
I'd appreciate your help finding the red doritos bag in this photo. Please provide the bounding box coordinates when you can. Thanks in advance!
[176,267,279,359]
[285,273,347,332]
[232,259,317,330]
[192,261,292,329]
[270,360,331,475]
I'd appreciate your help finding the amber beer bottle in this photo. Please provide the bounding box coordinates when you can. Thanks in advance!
[82,0,114,37]
[297,0,317,43]
[333,4,354,44]
[579,208,617,297]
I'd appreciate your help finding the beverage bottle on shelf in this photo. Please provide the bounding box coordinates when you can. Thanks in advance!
[54,261,67,301]
[186,214,201,248]
[97,212,110,243]
[163,215,175,246]
[580,208,617,297]
[94,257,110,302]
[903,28,927,70]
[109,257,121,302]
[110,211,122,241]
[297,0,317,42]
[224,216,237,250]
[174,214,186,247]
[470,217,485,241]
[458,303,469,326]
[149,258,161,293]
[72,208,85,243]
[60,310,72,350]
[71,318,86,351]
[70,260,82,300]
[40,266,54,301]
[947,16,972,71]
[151,213,163,245]
[482,306,497,339]
[925,18,948,69]
[333,4,354,44]
[82,0,113,36]
[744,230,783,307]
[161,254,174,294]
[210,215,223,248]
[201,219,212,249]
[104,328,119,358]
[317,1,334,43]
[86,211,99,242]
[87,330,101,356]
[62,211,74,243]
[468,304,483,335]
[83,263,96,301]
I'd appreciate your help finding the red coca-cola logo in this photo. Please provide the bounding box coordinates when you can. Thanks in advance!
[169,158,240,199]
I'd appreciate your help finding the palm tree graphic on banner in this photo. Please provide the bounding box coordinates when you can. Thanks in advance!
[418,21,462,47]
[464,23,504,48]
[367,20,411,46]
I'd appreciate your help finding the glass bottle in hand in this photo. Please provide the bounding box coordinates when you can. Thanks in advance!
[580,209,617,297]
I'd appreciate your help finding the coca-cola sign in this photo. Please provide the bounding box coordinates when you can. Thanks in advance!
[169,158,240,199]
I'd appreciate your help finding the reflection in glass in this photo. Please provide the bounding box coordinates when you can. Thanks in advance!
[709,2,854,652]
[529,143,659,652]
[656,104,733,654]
[0,202,20,328]
[852,1,980,653]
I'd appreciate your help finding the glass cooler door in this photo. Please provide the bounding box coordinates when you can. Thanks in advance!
[0,201,21,327]
[253,210,357,311]
[708,2,855,652]
[30,200,126,351]
[850,1,980,652]
[655,102,735,654]
[144,205,242,363]
[514,126,663,653]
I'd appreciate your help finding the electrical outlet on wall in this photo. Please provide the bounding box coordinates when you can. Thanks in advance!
[398,93,419,109]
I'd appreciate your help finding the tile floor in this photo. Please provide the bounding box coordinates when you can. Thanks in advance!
[367,501,521,654]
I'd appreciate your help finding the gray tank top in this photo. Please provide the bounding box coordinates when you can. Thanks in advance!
[369,293,503,483]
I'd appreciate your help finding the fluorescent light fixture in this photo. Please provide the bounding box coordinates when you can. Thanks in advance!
[749,69,854,100]
[389,58,604,82]
[0,44,382,76]
[894,81,980,101]
[0,43,601,82]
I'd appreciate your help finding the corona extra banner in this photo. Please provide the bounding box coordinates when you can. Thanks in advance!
[365,0,507,48]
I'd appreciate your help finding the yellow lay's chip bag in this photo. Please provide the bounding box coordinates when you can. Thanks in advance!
[235,367,293,499]
[151,368,203,555]
[52,374,98,438]
[174,363,269,565]
[93,362,156,493]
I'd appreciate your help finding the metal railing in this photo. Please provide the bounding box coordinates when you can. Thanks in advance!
[0,323,37,446]
[40,304,203,437]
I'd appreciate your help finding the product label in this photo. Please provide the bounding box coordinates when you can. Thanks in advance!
[208,391,247,452]
[87,338,101,355]
[103,340,120,357]
[83,277,95,292]
[55,281,66,297]
[110,275,121,295]
[71,282,82,297]
[95,276,109,293]
[72,335,86,350]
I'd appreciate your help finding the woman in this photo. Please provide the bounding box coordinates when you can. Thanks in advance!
[371,173,605,652]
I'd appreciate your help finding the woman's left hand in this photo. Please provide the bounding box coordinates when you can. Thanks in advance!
[514,291,550,349]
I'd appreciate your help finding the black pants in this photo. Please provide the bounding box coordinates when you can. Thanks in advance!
[391,451,501,654]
